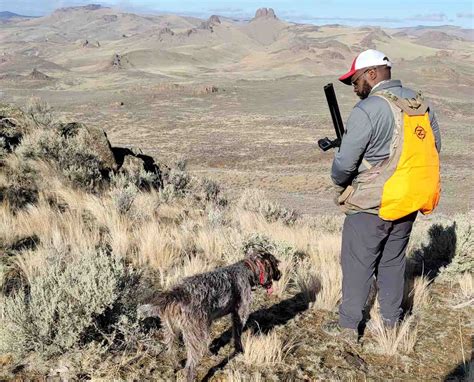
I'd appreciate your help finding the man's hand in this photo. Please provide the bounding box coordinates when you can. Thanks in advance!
[333,184,346,205]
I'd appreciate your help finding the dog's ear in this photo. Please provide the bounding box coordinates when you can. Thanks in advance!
[265,254,281,281]
[246,247,260,261]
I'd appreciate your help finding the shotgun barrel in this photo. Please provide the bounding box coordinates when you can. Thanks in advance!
[318,83,345,151]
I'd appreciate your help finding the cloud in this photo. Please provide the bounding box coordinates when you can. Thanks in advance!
[208,8,244,14]
[280,14,401,24]
[456,12,474,19]
[407,13,447,22]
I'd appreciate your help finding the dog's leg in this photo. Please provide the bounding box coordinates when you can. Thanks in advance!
[162,315,179,364]
[182,319,210,382]
[233,299,250,354]
[231,311,244,353]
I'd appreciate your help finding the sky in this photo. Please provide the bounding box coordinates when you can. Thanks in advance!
[2,0,474,28]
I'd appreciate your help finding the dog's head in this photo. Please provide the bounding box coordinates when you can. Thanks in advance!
[247,248,281,293]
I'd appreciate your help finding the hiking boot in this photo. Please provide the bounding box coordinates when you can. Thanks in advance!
[321,321,359,345]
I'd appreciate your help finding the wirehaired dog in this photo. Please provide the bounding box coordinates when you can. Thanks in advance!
[138,248,281,381]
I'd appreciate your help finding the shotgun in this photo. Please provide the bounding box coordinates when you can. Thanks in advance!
[318,83,345,151]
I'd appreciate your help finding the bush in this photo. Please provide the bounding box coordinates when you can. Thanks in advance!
[238,189,298,225]
[0,162,38,210]
[25,97,54,128]
[17,129,105,191]
[439,213,474,278]
[410,213,473,279]
[0,248,136,358]
[109,174,139,214]
[241,233,276,255]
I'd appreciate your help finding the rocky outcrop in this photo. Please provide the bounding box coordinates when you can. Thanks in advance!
[0,104,27,154]
[82,40,101,48]
[103,14,118,22]
[159,27,174,37]
[112,147,163,190]
[359,29,392,49]
[110,53,131,69]
[28,68,51,81]
[199,15,221,31]
[57,122,118,171]
[186,28,197,37]
[254,8,277,19]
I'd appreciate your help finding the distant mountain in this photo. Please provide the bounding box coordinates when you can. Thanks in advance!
[0,11,36,20]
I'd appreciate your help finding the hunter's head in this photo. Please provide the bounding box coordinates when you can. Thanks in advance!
[339,49,392,100]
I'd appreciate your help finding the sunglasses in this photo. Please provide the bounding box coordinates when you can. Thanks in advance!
[351,67,374,86]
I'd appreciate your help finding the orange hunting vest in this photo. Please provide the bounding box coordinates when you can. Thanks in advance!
[337,91,441,221]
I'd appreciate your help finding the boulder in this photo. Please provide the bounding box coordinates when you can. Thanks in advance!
[56,122,118,171]
[113,146,163,190]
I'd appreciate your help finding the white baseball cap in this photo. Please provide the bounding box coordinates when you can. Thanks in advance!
[339,49,392,85]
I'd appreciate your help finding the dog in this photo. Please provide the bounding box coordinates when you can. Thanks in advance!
[137,247,281,381]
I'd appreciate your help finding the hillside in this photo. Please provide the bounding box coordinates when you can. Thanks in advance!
[0,4,473,381]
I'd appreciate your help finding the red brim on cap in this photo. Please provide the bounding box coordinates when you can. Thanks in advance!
[339,56,357,85]
[339,70,356,85]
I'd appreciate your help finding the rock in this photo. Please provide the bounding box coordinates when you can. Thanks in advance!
[103,14,118,22]
[83,4,102,11]
[120,155,143,178]
[159,27,175,37]
[254,8,277,19]
[82,127,117,171]
[208,15,221,24]
[112,53,121,67]
[28,68,51,81]
[186,28,197,37]
[204,85,218,94]
[0,104,27,153]
[112,147,163,190]
[56,121,82,137]
[200,15,221,30]
[56,122,118,171]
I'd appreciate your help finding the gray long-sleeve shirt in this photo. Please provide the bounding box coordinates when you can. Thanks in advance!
[331,79,441,187]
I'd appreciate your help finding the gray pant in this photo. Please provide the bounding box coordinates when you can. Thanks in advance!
[339,211,417,329]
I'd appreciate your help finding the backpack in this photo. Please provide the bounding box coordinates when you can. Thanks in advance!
[337,91,441,221]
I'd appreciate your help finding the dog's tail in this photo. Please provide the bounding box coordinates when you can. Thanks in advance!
[137,289,186,320]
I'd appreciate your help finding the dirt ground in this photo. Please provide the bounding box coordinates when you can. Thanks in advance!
[2,71,472,218]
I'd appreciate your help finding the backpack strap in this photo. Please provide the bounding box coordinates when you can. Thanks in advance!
[376,90,429,116]
[362,158,373,170]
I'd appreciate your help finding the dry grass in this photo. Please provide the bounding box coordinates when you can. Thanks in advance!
[1,101,472,379]
[457,272,474,300]
[410,275,432,313]
[309,234,342,311]
[368,313,419,355]
[368,274,431,355]
[223,369,264,382]
[452,272,474,309]
[239,329,294,366]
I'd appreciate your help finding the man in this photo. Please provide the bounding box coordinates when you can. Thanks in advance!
[323,49,441,341]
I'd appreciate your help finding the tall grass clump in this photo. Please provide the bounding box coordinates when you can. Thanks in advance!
[240,329,294,366]
[368,274,431,355]
[368,314,418,355]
